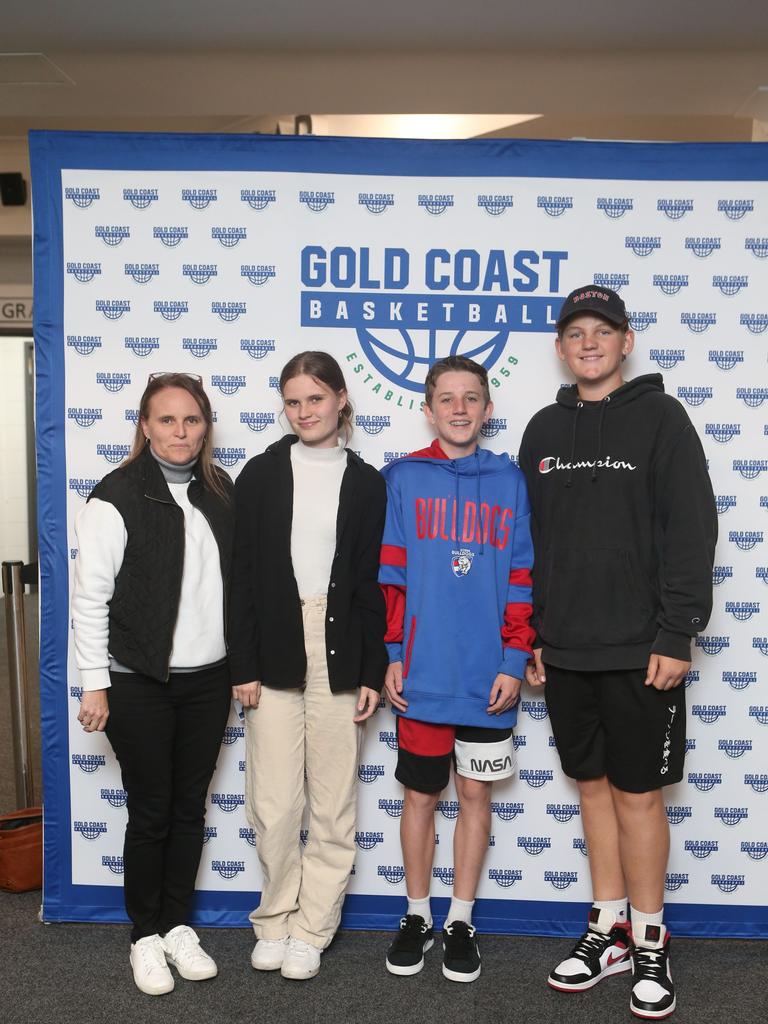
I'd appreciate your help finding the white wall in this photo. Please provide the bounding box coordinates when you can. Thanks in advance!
[0,337,30,563]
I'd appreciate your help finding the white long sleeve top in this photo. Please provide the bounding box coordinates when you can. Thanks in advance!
[72,481,225,690]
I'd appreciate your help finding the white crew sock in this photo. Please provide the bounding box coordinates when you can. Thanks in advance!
[630,905,665,948]
[407,895,432,927]
[446,896,474,926]
[593,897,628,924]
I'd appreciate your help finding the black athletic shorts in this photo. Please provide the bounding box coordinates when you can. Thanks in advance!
[543,665,686,793]
[395,717,515,794]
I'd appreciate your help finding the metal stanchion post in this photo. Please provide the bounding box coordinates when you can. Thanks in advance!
[2,560,35,807]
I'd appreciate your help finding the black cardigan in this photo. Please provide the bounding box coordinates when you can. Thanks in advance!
[228,434,388,693]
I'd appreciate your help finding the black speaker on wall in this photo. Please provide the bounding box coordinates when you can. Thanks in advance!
[0,173,28,206]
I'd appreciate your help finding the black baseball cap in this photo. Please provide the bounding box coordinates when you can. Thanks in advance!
[556,285,628,329]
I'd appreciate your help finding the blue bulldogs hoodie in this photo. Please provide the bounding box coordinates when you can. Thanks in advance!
[379,439,534,729]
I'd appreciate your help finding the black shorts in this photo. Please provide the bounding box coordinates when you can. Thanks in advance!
[544,665,686,794]
[395,717,515,794]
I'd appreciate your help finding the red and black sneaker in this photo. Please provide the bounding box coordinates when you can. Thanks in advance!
[630,924,676,1020]
[548,906,631,992]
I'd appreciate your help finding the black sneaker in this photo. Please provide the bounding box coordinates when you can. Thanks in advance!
[386,915,434,976]
[630,925,675,1020]
[548,907,631,992]
[441,920,481,983]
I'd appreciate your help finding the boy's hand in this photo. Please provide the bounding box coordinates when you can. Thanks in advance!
[487,673,521,714]
[525,648,546,687]
[645,654,690,691]
[383,661,408,711]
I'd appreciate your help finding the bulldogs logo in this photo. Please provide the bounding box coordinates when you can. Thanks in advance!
[451,549,474,577]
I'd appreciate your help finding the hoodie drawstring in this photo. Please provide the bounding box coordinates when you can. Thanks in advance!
[453,457,460,539]
[591,396,611,482]
[475,451,483,555]
[450,451,484,554]
[565,402,583,488]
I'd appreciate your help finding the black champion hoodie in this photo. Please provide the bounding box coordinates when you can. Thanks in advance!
[518,374,717,671]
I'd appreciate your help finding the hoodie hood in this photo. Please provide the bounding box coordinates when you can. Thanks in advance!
[553,374,665,484]
[380,438,514,479]
[556,373,664,409]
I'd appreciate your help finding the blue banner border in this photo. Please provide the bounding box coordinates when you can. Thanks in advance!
[28,130,768,180]
[37,890,768,940]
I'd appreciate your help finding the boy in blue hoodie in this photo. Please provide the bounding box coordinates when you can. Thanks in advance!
[379,355,534,983]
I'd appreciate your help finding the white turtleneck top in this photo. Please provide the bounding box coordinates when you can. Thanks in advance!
[289,438,347,599]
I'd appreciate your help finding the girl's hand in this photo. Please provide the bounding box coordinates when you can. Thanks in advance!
[232,681,262,708]
[353,686,380,723]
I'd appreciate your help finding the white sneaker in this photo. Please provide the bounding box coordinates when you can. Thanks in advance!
[280,937,322,980]
[130,934,174,995]
[251,935,290,971]
[163,925,218,981]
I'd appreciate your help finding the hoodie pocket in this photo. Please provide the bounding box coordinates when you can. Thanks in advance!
[541,547,655,647]
[403,616,417,679]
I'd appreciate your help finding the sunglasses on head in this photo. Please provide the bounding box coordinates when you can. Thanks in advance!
[147,372,204,384]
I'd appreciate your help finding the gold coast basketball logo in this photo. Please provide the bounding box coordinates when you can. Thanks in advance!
[300,243,568,404]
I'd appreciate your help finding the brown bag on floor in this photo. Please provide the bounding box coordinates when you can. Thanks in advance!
[0,807,42,892]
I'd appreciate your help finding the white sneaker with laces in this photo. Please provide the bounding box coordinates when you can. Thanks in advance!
[163,925,218,981]
[130,934,175,995]
[251,935,290,971]
[280,936,322,980]
[630,924,675,1020]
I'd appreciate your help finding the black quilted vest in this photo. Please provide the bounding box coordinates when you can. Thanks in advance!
[88,446,233,682]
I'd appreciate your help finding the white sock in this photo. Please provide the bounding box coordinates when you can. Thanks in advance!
[593,897,628,924]
[630,905,665,948]
[446,896,474,926]
[407,895,432,927]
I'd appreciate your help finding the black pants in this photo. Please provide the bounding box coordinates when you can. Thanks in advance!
[105,663,231,942]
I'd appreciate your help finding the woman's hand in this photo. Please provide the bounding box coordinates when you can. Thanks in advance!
[353,686,380,723]
[78,689,109,732]
[232,681,262,709]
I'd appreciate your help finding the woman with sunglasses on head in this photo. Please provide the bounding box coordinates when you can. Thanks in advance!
[71,372,233,996]
[229,351,387,981]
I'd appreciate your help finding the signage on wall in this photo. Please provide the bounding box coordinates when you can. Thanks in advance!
[0,290,33,328]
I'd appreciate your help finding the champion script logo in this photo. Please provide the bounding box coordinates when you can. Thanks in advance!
[539,455,637,474]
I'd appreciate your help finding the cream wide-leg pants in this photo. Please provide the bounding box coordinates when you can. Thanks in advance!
[244,596,363,948]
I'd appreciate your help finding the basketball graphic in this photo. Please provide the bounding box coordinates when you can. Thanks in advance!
[357,327,509,394]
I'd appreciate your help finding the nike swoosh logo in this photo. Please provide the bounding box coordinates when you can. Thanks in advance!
[607,952,628,966]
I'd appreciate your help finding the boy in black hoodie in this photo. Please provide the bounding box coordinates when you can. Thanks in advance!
[519,286,716,1021]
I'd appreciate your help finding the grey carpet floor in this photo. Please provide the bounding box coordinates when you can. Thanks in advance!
[1,889,765,1024]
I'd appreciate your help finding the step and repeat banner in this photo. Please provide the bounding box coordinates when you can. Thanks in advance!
[30,132,767,936]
